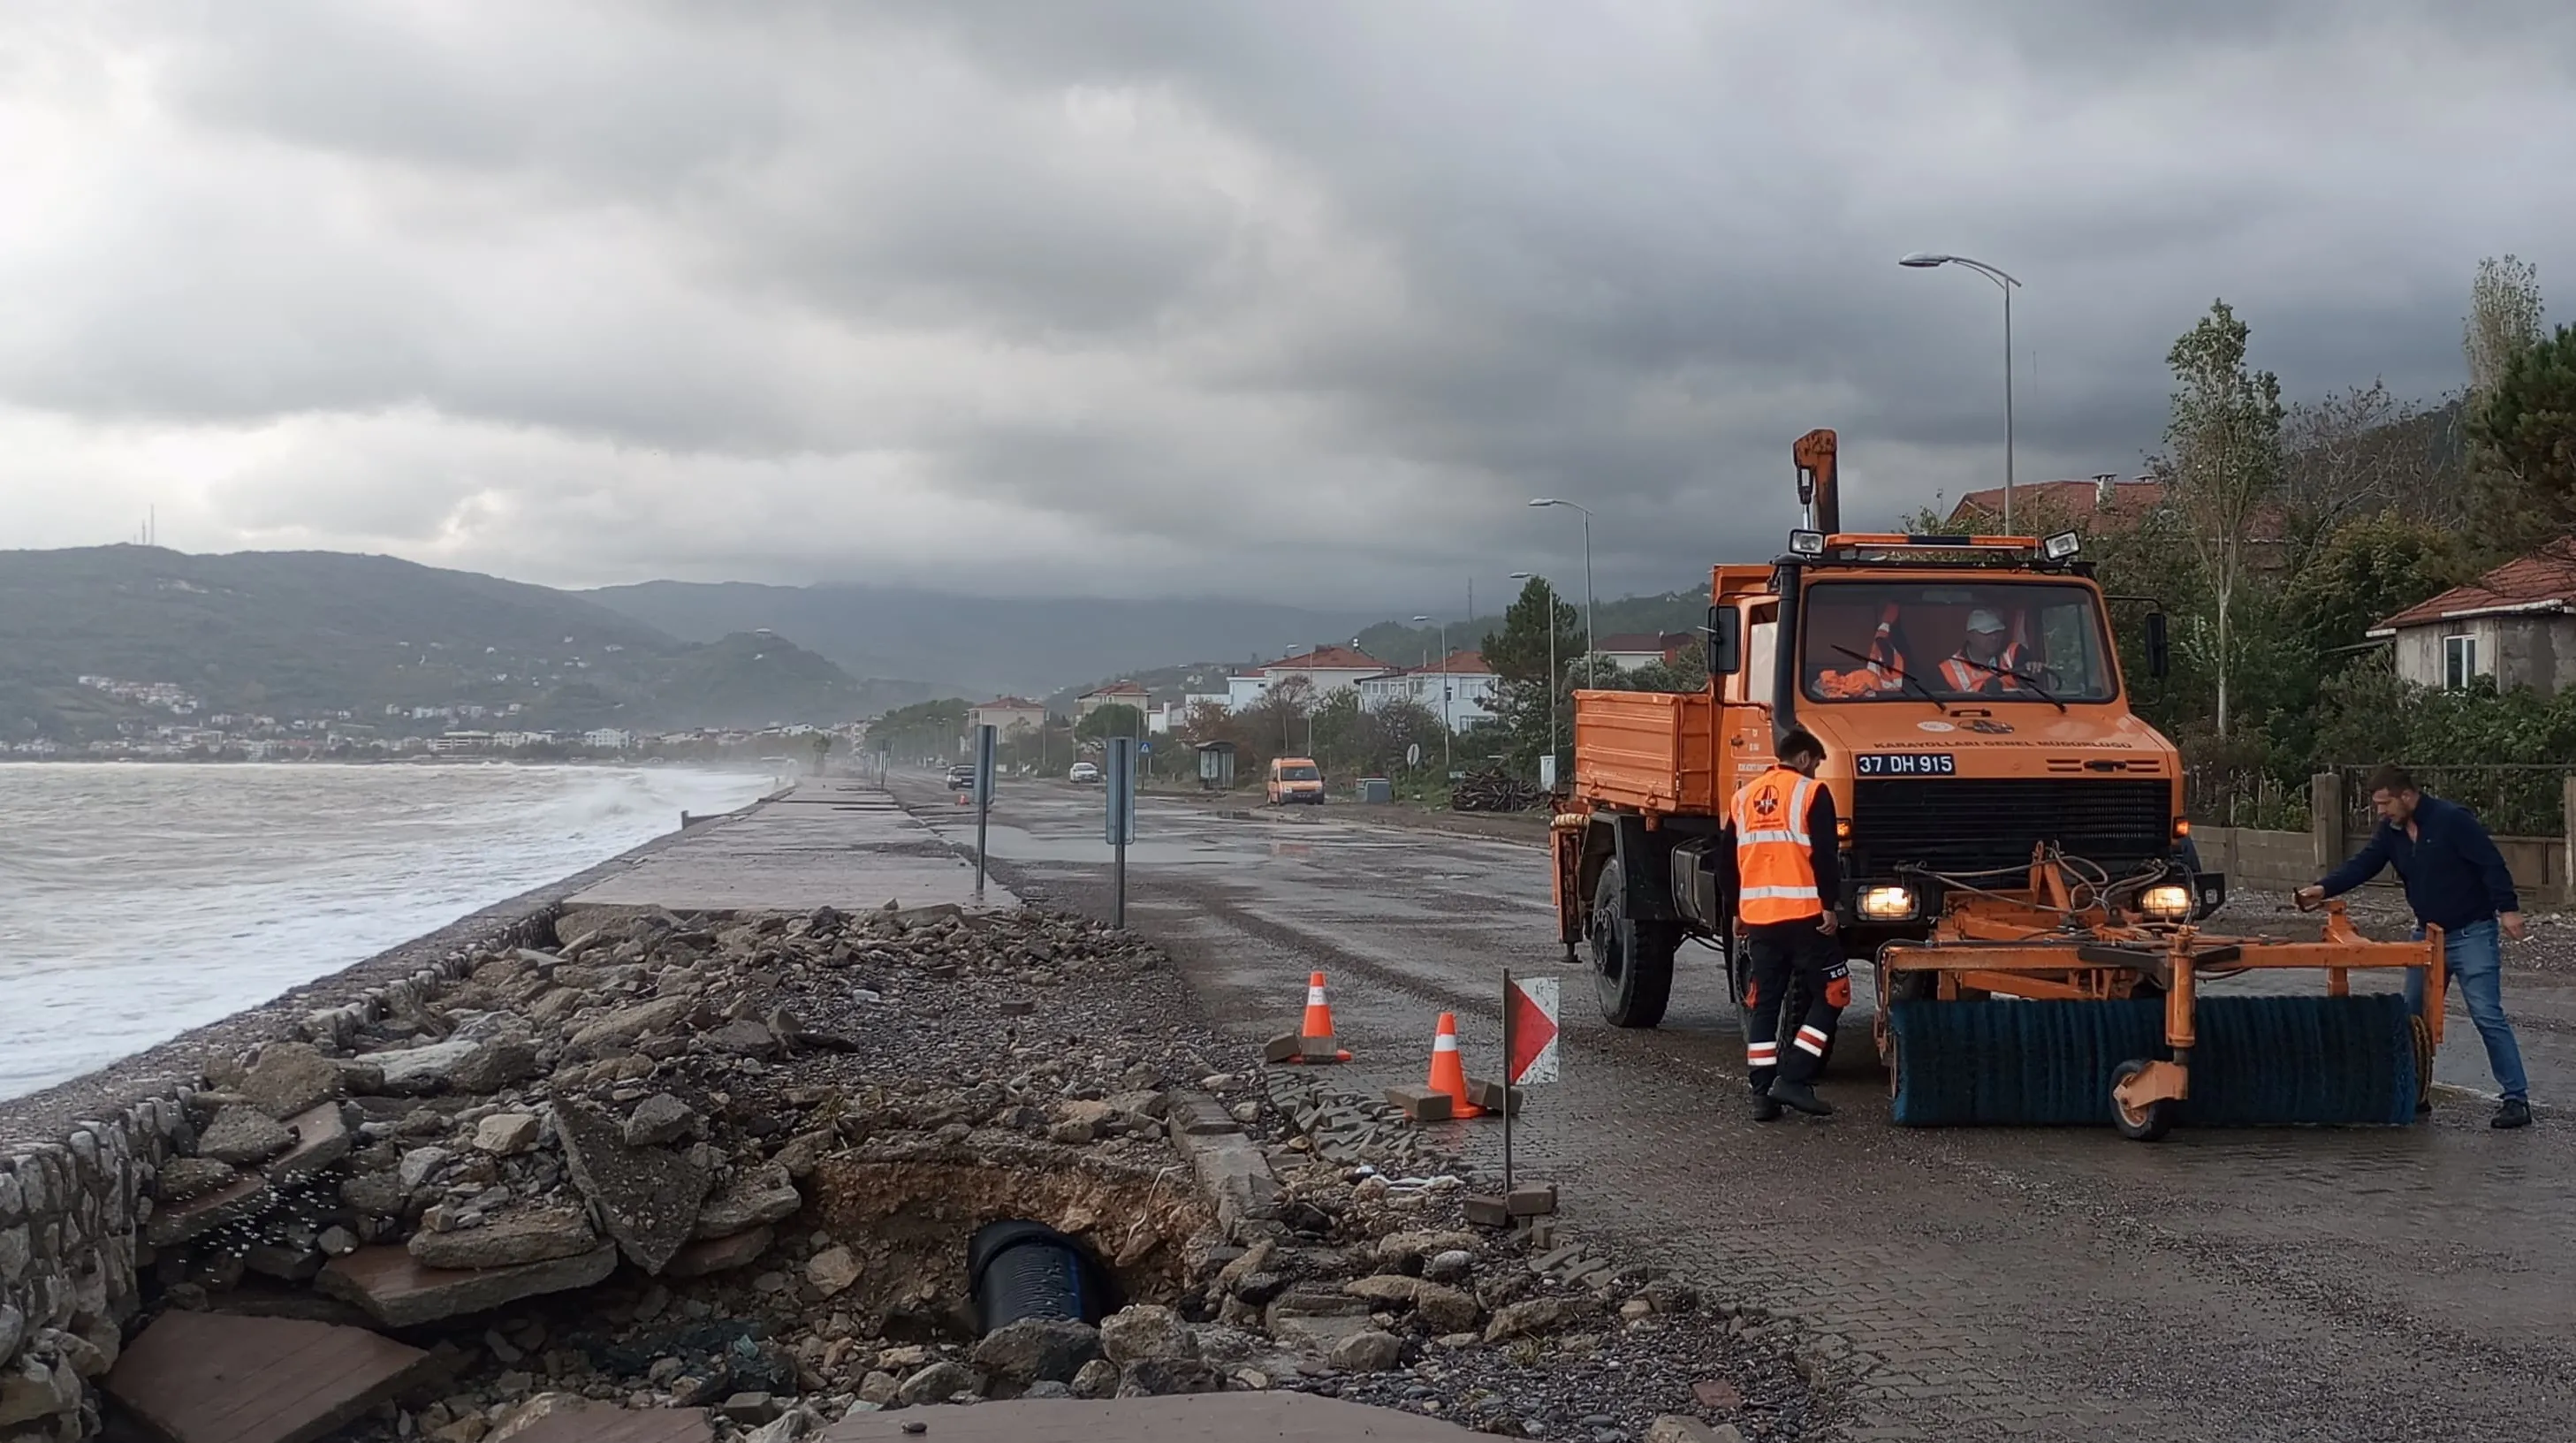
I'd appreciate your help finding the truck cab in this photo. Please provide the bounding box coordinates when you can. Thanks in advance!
[1552,432,2222,1031]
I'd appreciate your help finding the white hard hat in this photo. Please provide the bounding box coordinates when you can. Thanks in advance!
[1965,609,2006,634]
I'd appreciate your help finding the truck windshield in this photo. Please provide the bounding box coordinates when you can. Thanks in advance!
[1800,581,2117,703]
[1280,765,1320,781]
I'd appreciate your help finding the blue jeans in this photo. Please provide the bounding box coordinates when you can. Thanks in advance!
[2407,918,2530,1102]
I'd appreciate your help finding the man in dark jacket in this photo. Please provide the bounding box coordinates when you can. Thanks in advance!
[2296,764,2531,1128]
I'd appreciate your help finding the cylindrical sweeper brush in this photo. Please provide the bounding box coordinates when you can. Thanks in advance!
[1889,992,2423,1129]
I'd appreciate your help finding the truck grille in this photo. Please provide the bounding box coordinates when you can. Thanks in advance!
[1850,778,2172,877]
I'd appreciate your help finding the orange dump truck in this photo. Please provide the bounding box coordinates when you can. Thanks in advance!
[1549,429,2443,1137]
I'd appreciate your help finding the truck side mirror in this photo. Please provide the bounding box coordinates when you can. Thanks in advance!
[1706,605,1741,675]
[2145,611,2170,680]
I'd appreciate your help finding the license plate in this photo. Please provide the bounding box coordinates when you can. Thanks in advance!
[1857,751,1956,776]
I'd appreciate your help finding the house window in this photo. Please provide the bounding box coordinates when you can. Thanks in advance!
[2443,634,2478,690]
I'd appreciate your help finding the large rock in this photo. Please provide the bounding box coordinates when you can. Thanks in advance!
[665,1227,774,1279]
[567,996,690,1053]
[0,1304,20,1365]
[623,1095,699,1147]
[156,1157,239,1201]
[554,1100,710,1274]
[691,1165,800,1240]
[1098,1304,1197,1364]
[408,1208,598,1270]
[373,1015,541,1095]
[1330,1329,1404,1373]
[267,1102,354,1185]
[1484,1295,1596,1343]
[1114,1358,1224,1398]
[198,1107,294,1166]
[0,1353,79,1430]
[1413,1283,1481,1335]
[896,1361,980,1407]
[972,1319,1102,1386]
[805,1245,862,1297]
[239,1042,345,1120]
[318,1243,619,1327]
[475,1113,541,1156]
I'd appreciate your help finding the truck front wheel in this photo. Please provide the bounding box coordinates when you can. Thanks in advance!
[1591,858,1677,1028]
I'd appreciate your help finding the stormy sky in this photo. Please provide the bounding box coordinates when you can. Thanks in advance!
[4,2,2572,609]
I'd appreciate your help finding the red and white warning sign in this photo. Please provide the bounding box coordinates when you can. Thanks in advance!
[1507,976,1560,1084]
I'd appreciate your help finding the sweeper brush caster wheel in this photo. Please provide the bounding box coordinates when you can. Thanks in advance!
[2111,1059,2175,1143]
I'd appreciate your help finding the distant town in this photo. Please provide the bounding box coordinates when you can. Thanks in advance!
[4,673,861,763]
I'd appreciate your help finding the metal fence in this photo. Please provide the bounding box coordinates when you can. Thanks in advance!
[2334,763,2576,839]
[2186,765,2312,832]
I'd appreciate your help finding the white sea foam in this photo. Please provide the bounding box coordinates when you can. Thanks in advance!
[0,762,777,1100]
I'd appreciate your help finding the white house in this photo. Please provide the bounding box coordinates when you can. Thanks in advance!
[1358,650,1503,731]
[1227,646,1390,710]
[584,728,634,749]
[1076,681,1151,718]
[2371,538,2576,696]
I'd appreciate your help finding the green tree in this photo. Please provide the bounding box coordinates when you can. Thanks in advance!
[1481,578,1584,687]
[2464,255,2555,551]
[2153,299,2284,740]
[2471,323,2576,533]
[2282,512,2477,657]
[808,731,832,774]
[1076,703,1145,741]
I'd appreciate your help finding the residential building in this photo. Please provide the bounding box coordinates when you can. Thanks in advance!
[1227,646,1390,710]
[1596,633,1698,671]
[584,728,634,749]
[430,731,494,756]
[1075,681,1151,719]
[2371,537,2576,697]
[969,697,1049,738]
[1359,650,1503,730]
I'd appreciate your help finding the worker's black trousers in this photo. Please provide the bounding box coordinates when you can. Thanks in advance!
[1743,919,1848,1090]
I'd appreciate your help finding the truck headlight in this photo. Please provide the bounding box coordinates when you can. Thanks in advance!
[1857,885,1916,921]
[2139,884,2192,921]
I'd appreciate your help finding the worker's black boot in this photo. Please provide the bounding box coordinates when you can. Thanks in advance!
[2494,1097,2534,1129]
[1752,1092,1782,1122]
[1767,1079,1835,1117]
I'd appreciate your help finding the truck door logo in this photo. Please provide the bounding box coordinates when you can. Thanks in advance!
[1916,720,1955,733]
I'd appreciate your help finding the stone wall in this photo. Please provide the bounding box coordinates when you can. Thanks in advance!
[0,906,559,1440]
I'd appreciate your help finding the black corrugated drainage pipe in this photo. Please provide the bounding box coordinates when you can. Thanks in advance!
[968,1219,1113,1333]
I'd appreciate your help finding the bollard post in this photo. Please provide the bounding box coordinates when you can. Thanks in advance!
[1106,737,1137,929]
[974,725,997,898]
[2560,774,2576,908]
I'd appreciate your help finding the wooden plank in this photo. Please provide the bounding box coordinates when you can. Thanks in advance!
[503,1405,713,1443]
[817,1394,1475,1442]
[104,1310,438,1443]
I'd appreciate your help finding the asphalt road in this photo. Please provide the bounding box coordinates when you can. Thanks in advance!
[900,772,2576,1443]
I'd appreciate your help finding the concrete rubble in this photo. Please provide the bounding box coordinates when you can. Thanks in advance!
[8,899,1818,1443]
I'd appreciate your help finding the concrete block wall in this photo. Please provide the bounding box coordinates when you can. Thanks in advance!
[0,908,557,1441]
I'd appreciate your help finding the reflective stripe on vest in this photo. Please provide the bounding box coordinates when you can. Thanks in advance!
[1733,767,1822,925]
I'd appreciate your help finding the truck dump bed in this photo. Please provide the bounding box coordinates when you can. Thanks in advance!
[1569,688,1723,816]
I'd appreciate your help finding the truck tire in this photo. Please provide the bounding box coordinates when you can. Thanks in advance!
[1591,858,1677,1028]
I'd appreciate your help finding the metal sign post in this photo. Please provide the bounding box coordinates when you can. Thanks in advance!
[1501,968,1515,1193]
[1500,971,1561,1196]
[972,724,997,897]
[1106,736,1138,928]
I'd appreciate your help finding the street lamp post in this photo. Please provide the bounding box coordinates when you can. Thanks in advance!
[1413,614,1454,776]
[1899,252,2021,533]
[1528,499,1596,688]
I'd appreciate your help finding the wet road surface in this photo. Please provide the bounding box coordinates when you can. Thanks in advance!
[904,773,2576,1442]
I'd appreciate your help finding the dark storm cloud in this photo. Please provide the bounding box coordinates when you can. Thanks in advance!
[3,1,2572,602]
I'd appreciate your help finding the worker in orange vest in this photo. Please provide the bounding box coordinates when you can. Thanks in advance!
[1730,728,1849,1120]
[1939,609,2029,694]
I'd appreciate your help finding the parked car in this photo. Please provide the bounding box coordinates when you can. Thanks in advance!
[1068,762,1103,785]
[1266,756,1326,805]
[944,764,977,791]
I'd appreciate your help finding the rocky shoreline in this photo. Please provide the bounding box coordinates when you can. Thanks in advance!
[4,897,1824,1442]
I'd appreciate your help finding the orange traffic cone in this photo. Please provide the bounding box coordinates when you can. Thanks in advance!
[1273,971,1352,1063]
[1425,1012,1484,1118]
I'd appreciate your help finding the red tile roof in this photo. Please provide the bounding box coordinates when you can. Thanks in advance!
[1949,478,2165,524]
[1081,680,1148,696]
[2375,537,2576,632]
[1269,645,1387,671]
[1382,650,1493,678]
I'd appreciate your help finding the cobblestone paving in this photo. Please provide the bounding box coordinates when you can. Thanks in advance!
[911,778,2576,1442]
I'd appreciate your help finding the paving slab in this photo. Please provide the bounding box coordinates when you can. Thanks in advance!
[103,1310,439,1443]
[563,781,1014,916]
[315,1242,619,1327]
[817,1392,1474,1440]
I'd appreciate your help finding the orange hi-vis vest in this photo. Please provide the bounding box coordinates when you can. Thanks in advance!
[1733,765,1823,925]
[1941,643,2025,694]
